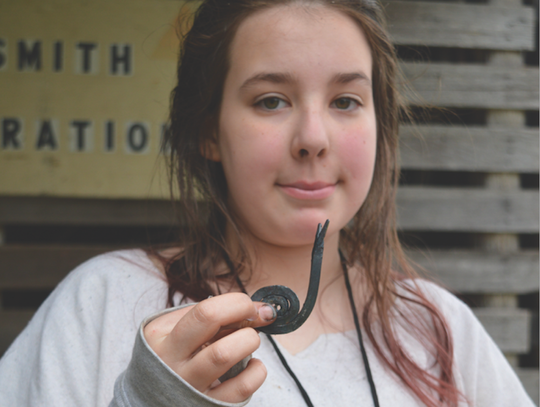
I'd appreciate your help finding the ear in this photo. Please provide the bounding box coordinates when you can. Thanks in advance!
[200,134,221,162]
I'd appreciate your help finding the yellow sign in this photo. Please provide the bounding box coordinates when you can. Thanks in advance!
[0,0,195,199]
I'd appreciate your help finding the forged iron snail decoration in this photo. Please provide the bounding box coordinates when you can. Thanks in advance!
[251,219,329,335]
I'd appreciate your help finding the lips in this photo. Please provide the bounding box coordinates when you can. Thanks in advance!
[277,181,337,200]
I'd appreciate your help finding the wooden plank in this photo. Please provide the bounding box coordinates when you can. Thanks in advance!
[409,250,539,294]
[517,368,540,406]
[1,189,537,233]
[0,310,34,357]
[401,62,539,110]
[0,196,176,226]
[399,125,539,172]
[474,308,530,353]
[396,187,539,233]
[385,1,535,51]
[0,246,115,289]
[1,245,536,293]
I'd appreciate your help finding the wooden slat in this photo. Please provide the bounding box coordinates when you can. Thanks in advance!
[409,250,539,294]
[1,190,538,233]
[0,196,176,226]
[517,368,540,406]
[474,308,530,353]
[0,246,115,289]
[385,1,535,51]
[399,125,539,172]
[2,245,536,293]
[401,62,539,110]
[0,310,34,357]
[396,187,539,233]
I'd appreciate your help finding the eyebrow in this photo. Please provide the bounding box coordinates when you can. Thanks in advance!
[239,71,372,91]
[332,72,372,87]
[240,72,295,91]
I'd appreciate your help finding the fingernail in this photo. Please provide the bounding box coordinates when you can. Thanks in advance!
[259,303,277,321]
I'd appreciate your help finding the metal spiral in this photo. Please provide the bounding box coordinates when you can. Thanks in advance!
[251,285,300,329]
[251,220,329,335]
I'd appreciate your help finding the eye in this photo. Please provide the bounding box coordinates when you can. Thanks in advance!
[332,97,360,111]
[256,96,288,111]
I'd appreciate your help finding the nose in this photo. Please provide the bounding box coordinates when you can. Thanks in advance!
[291,107,330,160]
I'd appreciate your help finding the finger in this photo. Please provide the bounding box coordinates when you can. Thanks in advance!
[214,302,276,341]
[207,358,267,403]
[164,293,259,362]
[144,305,195,342]
[143,299,273,344]
[181,327,261,391]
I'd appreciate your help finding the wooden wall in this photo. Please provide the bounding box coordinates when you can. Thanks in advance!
[391,0,539,402]
[0,0,538,403]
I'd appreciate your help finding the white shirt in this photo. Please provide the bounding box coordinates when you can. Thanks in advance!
[0,250,534,406]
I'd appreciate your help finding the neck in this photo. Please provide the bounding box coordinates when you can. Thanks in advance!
[234,228,343,301]
[225,224,370,354]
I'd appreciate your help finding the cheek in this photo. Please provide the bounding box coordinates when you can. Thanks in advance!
[220,120,284,185]
[338,125,377,184]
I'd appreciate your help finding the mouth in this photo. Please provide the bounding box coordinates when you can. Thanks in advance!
[277,181,337,200]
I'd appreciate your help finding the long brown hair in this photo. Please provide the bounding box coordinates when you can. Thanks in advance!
[159,0,464,405]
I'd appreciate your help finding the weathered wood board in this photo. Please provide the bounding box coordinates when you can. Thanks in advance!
[396,187,539,233]
[400,125,539,172]
[401,62,539,110]
[408,250,539,294]
[474,307,531,354]
[0,196,178,226]
[517,369,540,406]
[0,246,117,289]
[385,1,536,51]
[0,311,34,357]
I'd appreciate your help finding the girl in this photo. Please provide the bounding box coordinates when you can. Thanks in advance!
[0,0,534,406]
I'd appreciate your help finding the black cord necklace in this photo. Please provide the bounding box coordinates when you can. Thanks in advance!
[232,254,380,407]
[262,254,380,407]
[226,221,379,406]
[341,251,380,407]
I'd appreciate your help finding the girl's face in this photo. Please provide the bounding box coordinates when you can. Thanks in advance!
[210,4,377,248]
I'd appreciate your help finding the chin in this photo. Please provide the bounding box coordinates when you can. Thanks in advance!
[279,215,338,244]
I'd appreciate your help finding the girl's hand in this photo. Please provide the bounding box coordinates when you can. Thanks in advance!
[143,293,277,403]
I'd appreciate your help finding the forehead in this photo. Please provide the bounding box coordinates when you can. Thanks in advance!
[228,4,373,82]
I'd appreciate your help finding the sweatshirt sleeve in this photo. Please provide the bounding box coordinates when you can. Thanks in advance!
[109,306,251,407]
